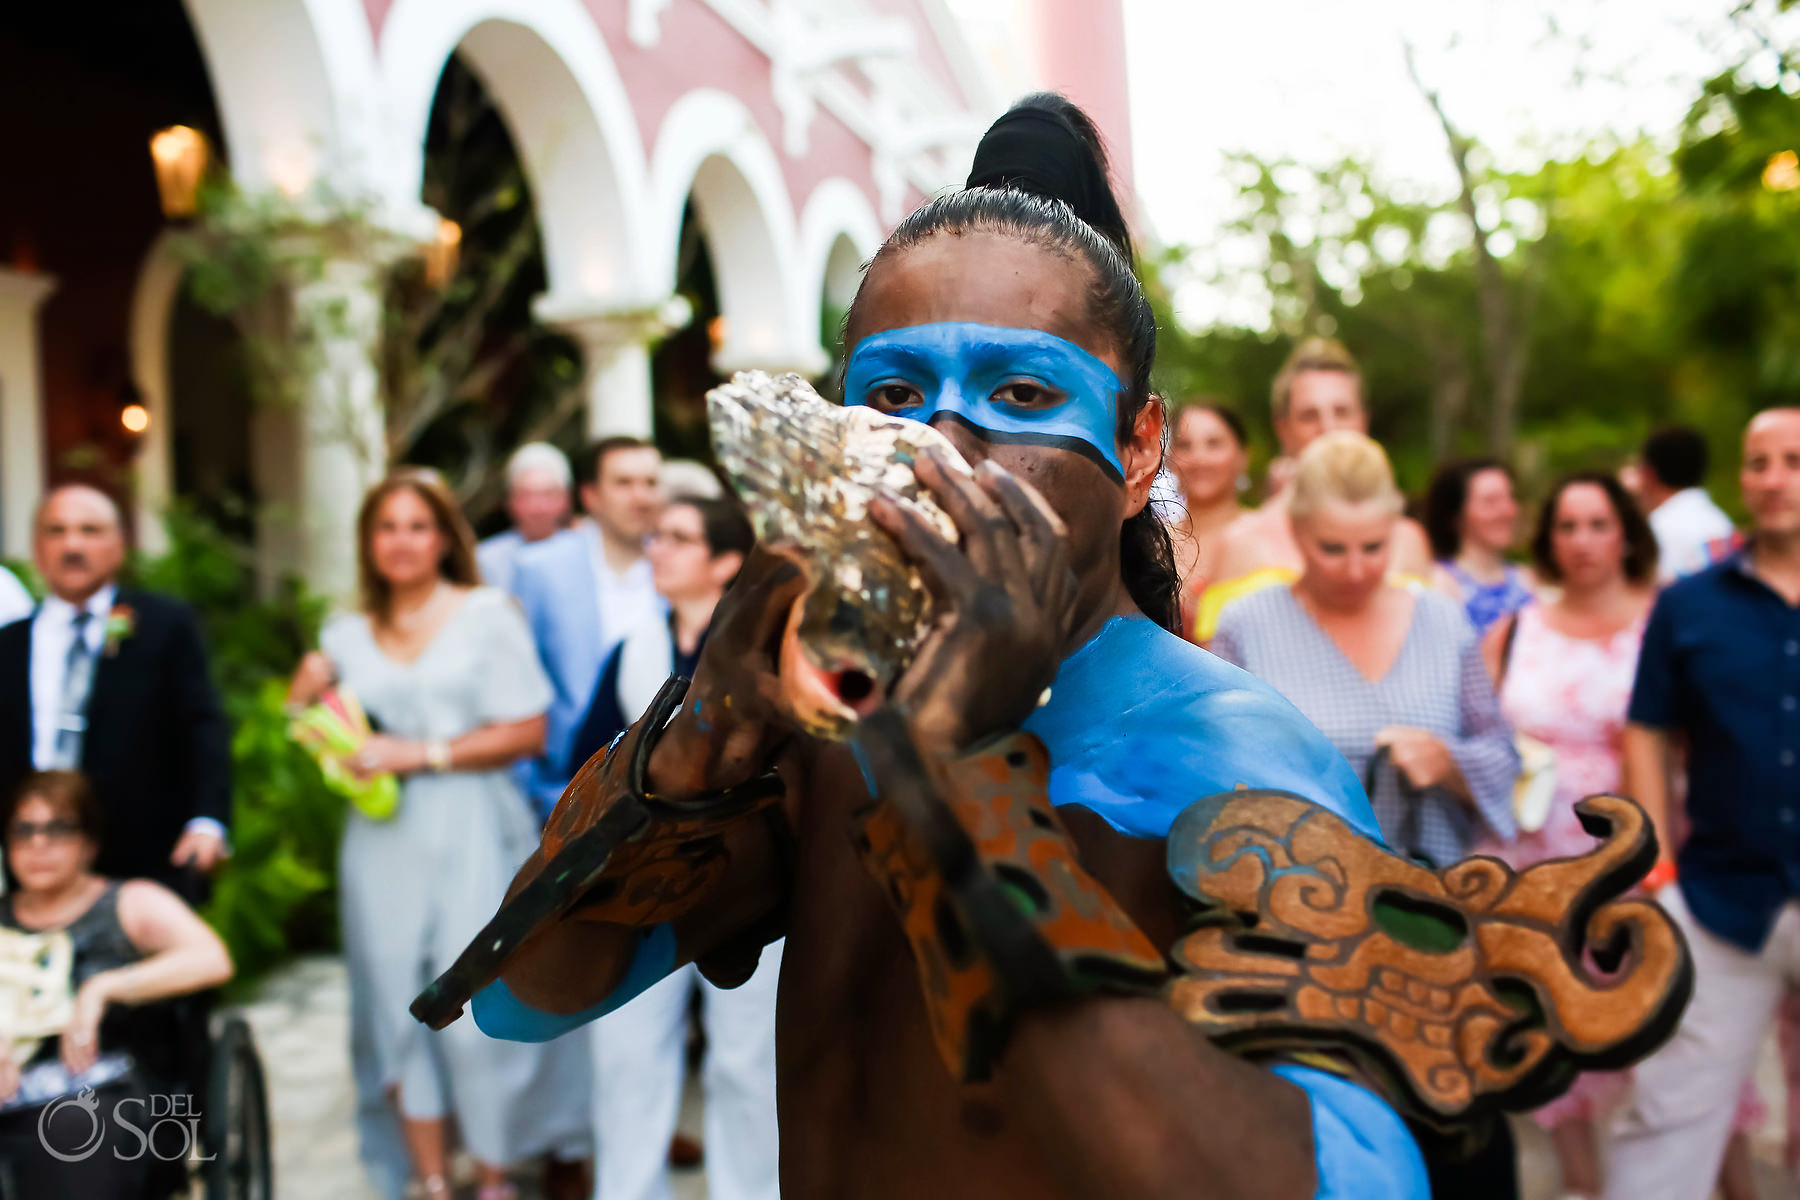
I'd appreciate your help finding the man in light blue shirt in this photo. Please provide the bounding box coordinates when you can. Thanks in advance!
[511,437,665,821]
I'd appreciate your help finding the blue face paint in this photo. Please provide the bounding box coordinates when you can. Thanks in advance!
[844,322,1126,484]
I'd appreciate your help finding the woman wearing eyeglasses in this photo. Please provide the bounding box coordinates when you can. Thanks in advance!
[0,769,233,1198]
[562,493,781,1200]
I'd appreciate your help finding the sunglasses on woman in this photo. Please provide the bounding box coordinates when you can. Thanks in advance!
[7,818,81,843]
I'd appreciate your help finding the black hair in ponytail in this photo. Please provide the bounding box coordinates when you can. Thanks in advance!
[848,93,1180,633]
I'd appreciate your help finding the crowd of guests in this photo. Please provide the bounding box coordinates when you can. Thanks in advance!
[0,486,236,1198]
[279,441,782,1200]
[1171,337,1800,1200]
[0,323,1790,1200]
[0,447,777,1199]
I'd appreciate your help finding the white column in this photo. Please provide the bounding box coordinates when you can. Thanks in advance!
[536,295,691,440]
[580,333,654,439]
[0,270,54,559]
[128,236,185,557]
[254,258,388,601]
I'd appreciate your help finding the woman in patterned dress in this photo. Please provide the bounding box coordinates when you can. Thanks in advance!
[1212,432,1520,868]
[1479,471,1660,1199]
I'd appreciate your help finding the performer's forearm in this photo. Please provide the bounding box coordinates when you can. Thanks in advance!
[497,903,637,1015]
[1004,997,1315,1200]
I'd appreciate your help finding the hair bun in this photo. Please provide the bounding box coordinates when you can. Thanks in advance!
[966,94,1132,262]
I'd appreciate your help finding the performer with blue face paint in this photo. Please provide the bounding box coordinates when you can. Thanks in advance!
[418,94,1685,1200]
[437,93,1429,1200]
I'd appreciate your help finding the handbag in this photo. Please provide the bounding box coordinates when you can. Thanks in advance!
[289,686,401,821]
[1496,612,1558,835]
[1363,744,1439,868]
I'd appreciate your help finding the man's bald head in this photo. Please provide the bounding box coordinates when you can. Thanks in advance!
[34,486,126,604]
[35,486,122,534]
[1743,407,1800,541]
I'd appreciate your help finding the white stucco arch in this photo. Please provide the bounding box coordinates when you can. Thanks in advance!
[183,0,390,204]
[126,235,186,556]
[798,177,882,325]
[651,90,821,374]
[378,0,653,303]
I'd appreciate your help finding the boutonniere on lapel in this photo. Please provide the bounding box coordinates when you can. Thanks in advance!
[103,605,136,658]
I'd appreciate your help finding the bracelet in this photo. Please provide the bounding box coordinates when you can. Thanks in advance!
[425,738,452,774]
[1642,858,1677,893]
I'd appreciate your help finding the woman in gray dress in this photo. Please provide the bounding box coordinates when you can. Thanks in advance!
[287,471,589,1200]
[1212,432,1519,867]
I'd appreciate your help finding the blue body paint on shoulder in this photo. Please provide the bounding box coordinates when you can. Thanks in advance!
[1273,1065,1429,1199]
[471,923,679,1043]
[1022,616,1379,840]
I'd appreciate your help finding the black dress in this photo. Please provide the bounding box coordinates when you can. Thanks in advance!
[0,883,172,1199]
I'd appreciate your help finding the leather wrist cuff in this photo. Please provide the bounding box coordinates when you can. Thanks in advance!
[412,675,784,1030]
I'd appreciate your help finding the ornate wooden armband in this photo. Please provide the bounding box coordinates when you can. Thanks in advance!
[1165,789,1693,1128]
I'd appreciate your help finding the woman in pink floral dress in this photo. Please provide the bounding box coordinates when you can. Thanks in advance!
[1481,472,1660,1199]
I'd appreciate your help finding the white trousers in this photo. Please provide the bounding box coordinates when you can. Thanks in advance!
[1603,888,1800,1200]
[590,938,783,1200]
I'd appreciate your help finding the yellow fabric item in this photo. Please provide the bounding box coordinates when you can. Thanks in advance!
[1194,569,1431,644]
[1193,567,1296,643]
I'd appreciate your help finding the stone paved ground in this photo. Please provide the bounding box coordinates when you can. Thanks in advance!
[245,955,1790,1200]
[238,955,704,1200]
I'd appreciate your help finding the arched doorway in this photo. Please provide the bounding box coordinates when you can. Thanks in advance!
[389,51,582,538]
[651,205,725,463]
[650,91,821,382]
[0,3,225,551]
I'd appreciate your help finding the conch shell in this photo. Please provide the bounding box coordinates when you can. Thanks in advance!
[707,371,970,737]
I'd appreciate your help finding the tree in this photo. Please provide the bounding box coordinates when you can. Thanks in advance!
[1404,41,1535,457]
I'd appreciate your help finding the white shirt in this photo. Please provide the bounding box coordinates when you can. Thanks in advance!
[30,584,115,770]
[586,530,663,662]
[29,583,226,846]
[1649,487,1736,583]
[0,567,32,629]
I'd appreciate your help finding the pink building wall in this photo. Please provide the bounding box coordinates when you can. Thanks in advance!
[358,0,1133,232]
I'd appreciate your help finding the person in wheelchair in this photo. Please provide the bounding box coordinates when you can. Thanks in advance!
[0,770,233,1198]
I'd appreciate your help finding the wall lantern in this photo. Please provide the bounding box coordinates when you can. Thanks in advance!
[1764,150,1800,192]
[149,126,210,218]
[423,218,462,287]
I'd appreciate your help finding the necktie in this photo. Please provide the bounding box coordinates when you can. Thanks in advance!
[51,611,96,769]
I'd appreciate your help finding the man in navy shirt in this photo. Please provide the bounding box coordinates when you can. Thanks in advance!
[1605,407,1800,1200]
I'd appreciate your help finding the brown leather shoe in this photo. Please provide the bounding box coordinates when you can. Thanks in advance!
[542,1155,591,1200]
[668,1133,705,1169]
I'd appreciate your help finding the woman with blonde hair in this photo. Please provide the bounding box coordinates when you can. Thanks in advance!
[1212,432,1520,866]
[287,472,589,1200]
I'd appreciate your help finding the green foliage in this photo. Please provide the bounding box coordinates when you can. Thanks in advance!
[127,507,343,994]
[1152,62,1800,514]
[170,176,383,417]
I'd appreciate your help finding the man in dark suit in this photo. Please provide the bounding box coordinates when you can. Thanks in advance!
[0,485,230,883]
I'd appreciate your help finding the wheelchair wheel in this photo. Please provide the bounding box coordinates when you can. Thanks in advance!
[201,1015,273,1200]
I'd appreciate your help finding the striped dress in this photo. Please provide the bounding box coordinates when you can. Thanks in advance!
[1211,584,1520,864]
